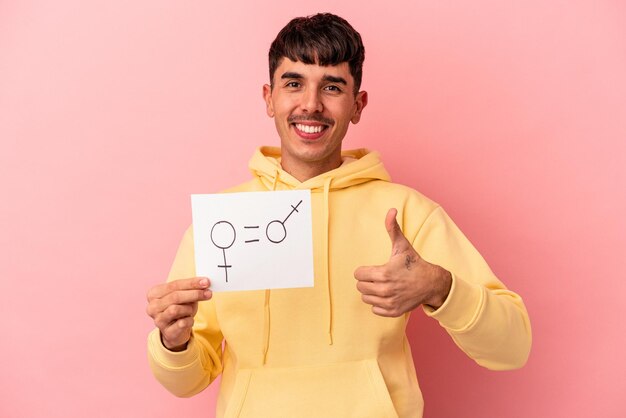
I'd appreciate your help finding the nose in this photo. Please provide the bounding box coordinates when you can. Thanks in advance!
[300,88,323,113]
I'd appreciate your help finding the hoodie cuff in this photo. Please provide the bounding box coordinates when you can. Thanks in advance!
[147,328,199,368]
[422,273,485,332]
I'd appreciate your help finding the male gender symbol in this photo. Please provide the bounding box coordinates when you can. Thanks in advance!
[266,200,302,244]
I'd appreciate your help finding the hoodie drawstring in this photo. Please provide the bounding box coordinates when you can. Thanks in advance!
[262,289,271,364]
[262,170,280,364]
[270,169,279,191]
[323,176,333,345]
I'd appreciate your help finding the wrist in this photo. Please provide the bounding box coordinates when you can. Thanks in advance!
[160,332,190,352]
[425,265,452,310]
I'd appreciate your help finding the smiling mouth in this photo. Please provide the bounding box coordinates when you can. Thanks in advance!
[294,123,327,134]
[288,114,333,140]
[290,122,330,140]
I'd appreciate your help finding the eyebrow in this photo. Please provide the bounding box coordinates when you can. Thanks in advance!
[281,72,304,80]
[322,75,347,85]
[280,72,348,85]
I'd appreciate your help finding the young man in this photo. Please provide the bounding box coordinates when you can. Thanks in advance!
[146,13,531,417]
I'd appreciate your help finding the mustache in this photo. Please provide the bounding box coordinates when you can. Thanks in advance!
[288,114,334,126]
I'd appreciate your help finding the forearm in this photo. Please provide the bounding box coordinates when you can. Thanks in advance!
[425,275,532,370]
[147,328,222,397]
[410,206,531,369]
[147,227,225,396]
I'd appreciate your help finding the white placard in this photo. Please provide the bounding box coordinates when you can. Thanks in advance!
[191,190,314,292]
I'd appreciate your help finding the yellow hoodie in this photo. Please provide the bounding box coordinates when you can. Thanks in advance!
[147,147,531,418]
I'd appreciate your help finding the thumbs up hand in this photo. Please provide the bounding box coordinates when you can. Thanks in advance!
[354,208,452,317]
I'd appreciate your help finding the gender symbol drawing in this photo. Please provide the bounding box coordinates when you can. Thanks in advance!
[266,199,302,243]
[210,200,303,283]
[210,221,236,282]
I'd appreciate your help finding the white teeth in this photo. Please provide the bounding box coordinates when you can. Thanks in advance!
[295,123,324,134]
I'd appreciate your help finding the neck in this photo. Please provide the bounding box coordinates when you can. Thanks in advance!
[280,155,343,182]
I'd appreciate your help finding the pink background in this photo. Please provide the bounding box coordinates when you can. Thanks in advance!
[1,1,625,417]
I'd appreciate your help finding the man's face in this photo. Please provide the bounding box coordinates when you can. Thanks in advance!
[263,58,367,178]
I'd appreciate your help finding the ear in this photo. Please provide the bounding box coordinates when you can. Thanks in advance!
[262,84,274,117]
[351,90,368,124]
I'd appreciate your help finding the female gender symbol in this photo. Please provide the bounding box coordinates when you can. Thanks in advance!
[210,221,236,282]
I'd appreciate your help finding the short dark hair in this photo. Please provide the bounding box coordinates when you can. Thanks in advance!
[268,13,365,94]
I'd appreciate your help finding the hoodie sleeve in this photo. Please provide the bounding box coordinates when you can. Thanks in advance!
[411,206,532,370]
[147,226,224,397]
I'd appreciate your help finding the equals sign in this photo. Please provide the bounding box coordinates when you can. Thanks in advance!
[244,225,260,243]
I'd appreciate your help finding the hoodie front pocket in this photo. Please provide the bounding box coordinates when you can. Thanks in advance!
[224,359,399,418]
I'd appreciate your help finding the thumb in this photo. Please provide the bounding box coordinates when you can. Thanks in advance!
[385,208,411,254]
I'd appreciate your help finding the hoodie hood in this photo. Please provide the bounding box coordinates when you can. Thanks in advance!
[249,146,391,192]
[248,146,391,362]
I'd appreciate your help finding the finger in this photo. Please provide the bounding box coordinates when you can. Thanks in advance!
[357,282,395,298]
[354,265,387,283]
[360,295,403,317]
[147,277,210,301]
[161,317,194,347]
[153,303,196,328]
[355,280,386,296]
[385,208,411,254]
[147,286,211,318]
[361,294,392,309]
[371,305,403,318]
[150,277,211,300]
[155,288,211,313]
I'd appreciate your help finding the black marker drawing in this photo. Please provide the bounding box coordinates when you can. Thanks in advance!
[244,225,260,243]
[210,221,236,282]
[266,199,302,243]
[210,199,303,282]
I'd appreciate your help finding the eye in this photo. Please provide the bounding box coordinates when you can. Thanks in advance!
[324,85,342,92]
[285,81,301,88]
